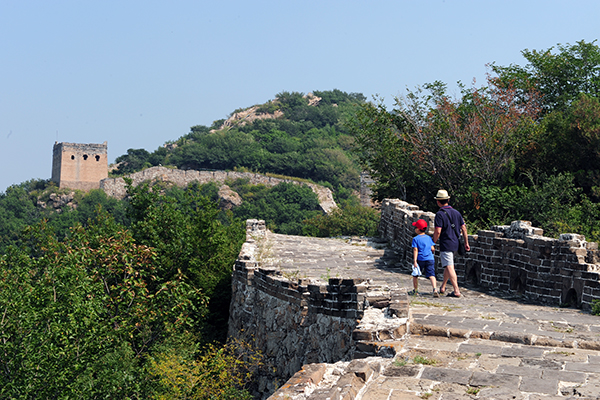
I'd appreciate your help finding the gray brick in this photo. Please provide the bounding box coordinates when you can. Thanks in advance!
[421,367,472,385]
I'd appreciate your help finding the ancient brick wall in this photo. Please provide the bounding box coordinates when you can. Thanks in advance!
[100,166,337,213]
[228,220,408,398]
[359,172,376,207]
[52,142,108,191]
[379,198,600,310]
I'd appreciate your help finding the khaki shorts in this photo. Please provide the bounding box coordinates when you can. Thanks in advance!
[440,251,454,267]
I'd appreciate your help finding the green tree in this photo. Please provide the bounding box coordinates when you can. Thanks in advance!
[349,77,540,209]
[303,203,380,237]
[125,181,245,342]
[114,148,152,175]
[0,214,200,398]
[492,40,600,113]
[535,94,600,178]
[231,181,322,235]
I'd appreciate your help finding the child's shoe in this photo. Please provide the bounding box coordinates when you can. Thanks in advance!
[408,289,418,296]
[433,290,440,298]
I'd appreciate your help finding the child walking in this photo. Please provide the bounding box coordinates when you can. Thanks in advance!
[409,219,439,297]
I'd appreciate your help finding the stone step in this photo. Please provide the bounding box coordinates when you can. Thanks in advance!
[271,335,600,399]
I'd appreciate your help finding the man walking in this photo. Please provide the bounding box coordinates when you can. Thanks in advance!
[432,190,470,298]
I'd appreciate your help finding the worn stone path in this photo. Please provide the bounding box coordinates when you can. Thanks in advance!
[265,234,600,399]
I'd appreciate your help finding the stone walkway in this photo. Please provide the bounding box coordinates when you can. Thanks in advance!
[265,234,600,399]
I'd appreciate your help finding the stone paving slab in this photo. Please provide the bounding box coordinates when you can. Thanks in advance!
[276,337,600,399]
[264,234,600,399]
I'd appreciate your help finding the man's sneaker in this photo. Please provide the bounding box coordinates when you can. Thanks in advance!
[408,289,418,296]
[433,290,440,298]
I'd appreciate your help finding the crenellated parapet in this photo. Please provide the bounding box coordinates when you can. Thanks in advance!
[228,220,409,397]
[378,198,600,310]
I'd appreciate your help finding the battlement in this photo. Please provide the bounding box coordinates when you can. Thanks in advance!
[51,142,108,191]
[378,198,600,309]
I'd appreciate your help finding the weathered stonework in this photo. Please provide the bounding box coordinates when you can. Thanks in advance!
[100,166,337,213]
[359,172,376,207]
[228,220,408,398]
[378,198,600,310]
[51,142,108,191]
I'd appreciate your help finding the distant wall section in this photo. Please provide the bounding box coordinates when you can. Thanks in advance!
[52,142,108,191]
[100,166,337,213]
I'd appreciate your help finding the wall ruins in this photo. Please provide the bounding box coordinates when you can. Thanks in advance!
[228,220,408,397]
[100,166,337,213]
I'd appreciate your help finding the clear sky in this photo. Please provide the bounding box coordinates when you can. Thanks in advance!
[1,0,599,193]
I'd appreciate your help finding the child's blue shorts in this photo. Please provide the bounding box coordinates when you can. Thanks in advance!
[417,259,435,278]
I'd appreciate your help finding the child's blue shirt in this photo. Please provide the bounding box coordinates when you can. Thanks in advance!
[412,234,435,261]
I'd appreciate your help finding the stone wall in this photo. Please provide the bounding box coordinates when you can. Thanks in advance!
[228,220,408,398]
[379,198,600,310]
[100,166,337,213]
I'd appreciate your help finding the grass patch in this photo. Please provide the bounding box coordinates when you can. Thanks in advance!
[411,300,458,312]
[413,356,437,365]
[551,322,574,333]
[466,387,480,395]
[549,351,575,356]
[393,358,407,367]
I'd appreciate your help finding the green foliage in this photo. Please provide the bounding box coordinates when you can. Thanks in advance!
[349,99,420,201]
[349,77,540,210]
[528,94,600,187]
[0,213,201,398]
[303,202,380,237]
[109,90,364,190]
[0,181,129,253]
[125,180,245,342]
[149,338,261,400]
[413,356,437,365]
[591,299,600,315]
[0,181,42,249]
[229,180,322,235]
[492,40,600,113]
[0,181,251,398]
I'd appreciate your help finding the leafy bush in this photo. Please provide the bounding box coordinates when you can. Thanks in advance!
[0,213,201,398]
[125,180,245,342]
[149,338,261,400]
[230,180,322,236]
[591,299,600,315]
[303,203,380,237]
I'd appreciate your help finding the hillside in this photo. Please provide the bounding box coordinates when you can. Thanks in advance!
[111,90,366,195]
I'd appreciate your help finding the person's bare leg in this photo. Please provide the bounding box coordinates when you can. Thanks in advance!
[440,268,449,293]
[445,264,461,296]
[429,276,437,291]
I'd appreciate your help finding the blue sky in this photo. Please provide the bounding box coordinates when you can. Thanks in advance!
[1,0,599,192]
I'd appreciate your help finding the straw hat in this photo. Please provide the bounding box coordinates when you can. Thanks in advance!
[434,189,450,200]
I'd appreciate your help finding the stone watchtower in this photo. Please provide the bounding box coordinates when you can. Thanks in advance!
[51,142,108,191]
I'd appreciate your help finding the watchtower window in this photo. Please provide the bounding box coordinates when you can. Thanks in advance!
[95,155,100,161]
[83,154,88,160]
[71,155,75,160]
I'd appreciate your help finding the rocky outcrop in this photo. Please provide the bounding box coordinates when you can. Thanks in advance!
[217,184,242,210]
[37,192,76,212]
[217,106,284,131]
